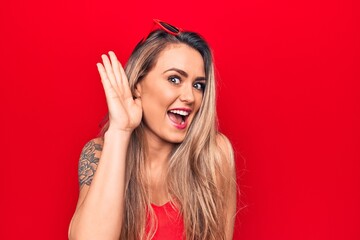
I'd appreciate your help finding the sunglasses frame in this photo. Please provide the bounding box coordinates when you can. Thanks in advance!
[140,19,183,43]
[153,19,183,36]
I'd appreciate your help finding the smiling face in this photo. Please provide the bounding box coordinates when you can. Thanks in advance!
[136,43,206,144]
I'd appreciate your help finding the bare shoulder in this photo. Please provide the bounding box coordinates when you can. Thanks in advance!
[216,132,235,169]
[78,137,104,189]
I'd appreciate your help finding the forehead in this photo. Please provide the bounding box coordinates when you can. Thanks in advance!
[153,43,205,76]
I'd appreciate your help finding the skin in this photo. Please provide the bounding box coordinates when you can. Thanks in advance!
[69,44,236,239]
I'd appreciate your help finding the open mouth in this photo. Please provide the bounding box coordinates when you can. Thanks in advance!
[167,109,190,128]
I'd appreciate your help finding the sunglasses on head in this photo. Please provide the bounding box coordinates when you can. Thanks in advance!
[141,19,183,43]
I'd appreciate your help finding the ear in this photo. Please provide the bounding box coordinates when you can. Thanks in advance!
[134,83,142,98]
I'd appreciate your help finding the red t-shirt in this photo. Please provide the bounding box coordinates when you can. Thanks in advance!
[147,202,184,240]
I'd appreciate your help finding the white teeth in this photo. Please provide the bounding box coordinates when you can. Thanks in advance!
[169,110,189,116]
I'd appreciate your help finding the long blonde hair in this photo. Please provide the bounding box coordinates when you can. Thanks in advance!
[98,30,235,240]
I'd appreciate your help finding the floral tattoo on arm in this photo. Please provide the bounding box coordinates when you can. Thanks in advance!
[78,140,103,189]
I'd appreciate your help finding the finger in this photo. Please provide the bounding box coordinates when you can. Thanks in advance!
[118,60,132,98]
[101,54,118,92]
[108,51,122,90]
[96,63,113,97]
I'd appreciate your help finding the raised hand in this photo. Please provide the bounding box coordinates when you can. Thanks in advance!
[96,51,142,133]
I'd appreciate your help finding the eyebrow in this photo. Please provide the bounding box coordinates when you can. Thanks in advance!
[163,68,207,81]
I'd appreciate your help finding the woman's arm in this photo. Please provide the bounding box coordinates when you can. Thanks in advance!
[217,133,237,240]
[68,131,130,240]
[68,51,142,240]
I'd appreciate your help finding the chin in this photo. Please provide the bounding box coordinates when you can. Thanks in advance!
[168,137,185,144]
[165,132,187,144]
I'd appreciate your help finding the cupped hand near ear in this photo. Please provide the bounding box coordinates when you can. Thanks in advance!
[96,51,142,133]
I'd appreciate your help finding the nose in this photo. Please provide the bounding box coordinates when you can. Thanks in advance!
[179,84,195,103]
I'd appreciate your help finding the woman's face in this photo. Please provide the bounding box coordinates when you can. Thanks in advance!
[136,43,206,144]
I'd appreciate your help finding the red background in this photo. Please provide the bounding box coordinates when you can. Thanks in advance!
[1,0,359,239]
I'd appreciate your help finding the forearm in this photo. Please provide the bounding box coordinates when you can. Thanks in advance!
[69,130,130,240]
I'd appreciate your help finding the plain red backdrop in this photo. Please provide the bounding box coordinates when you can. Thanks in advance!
[1,0,359,239]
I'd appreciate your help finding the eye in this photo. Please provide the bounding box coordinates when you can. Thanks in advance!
[193,82,206,91]
[168,75,181,84]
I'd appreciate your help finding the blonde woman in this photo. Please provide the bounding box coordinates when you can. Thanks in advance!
[68,19,237,240]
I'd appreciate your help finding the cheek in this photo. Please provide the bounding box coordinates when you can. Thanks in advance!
[154,89,177,108]
[142,87,177,114]
[194,93,204,110]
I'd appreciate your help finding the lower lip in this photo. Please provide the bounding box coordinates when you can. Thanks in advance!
[167,114,188,130]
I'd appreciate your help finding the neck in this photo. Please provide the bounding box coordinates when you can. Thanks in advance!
[148,143,172,164]
[143,130,174,205]
[144,130,174,168]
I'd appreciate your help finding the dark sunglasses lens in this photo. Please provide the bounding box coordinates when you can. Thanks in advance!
[160,21,180,33]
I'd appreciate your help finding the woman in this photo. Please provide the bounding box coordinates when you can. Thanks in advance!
[68,19,237,240]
